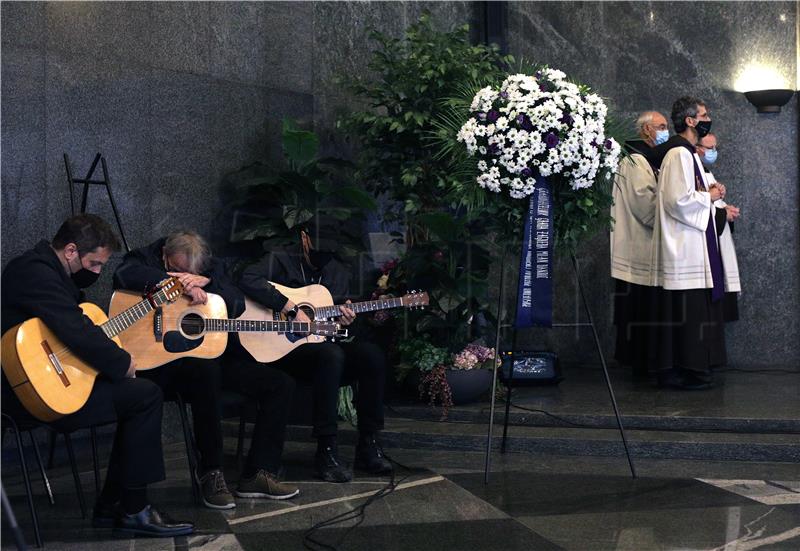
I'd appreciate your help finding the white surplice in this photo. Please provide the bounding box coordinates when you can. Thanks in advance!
[652,147,719,290]
[610,152,657,286]
[706,171,742,293]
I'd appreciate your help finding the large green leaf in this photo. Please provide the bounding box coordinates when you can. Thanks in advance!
[282,118,319,168]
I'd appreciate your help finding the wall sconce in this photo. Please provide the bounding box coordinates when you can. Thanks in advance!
[743,89,795,113]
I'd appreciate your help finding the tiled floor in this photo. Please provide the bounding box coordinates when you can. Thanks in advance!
[2,435,799,550]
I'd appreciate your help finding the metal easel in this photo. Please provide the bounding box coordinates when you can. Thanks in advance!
[63,153,131,252]
[484,253,637,482]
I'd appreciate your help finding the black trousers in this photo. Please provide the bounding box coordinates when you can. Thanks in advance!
[656,288,727,375]
[269,341,386,438]
[221,354,295,474]
[51,377,165,494]
[137,358,223,472]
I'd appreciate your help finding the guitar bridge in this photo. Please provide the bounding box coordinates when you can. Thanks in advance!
[41,340,70,387]
[154,307,163,342]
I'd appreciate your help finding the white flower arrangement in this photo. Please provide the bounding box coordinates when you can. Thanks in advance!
[457,68,621,199]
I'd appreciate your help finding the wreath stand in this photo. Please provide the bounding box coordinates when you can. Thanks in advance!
[483,252,637,483]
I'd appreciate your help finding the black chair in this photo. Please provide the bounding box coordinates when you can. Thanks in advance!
[2,408,102,548]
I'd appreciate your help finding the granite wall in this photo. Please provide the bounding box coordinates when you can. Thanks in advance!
[506,1,799,369]
[1,0,478,300]
[2,1,797,368]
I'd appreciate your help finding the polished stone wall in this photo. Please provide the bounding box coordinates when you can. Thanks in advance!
[506,1,799,368]
[2,2,797,368]
[1,0,477,298]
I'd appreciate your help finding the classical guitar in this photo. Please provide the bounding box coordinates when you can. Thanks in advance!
[1,278,184,421]
[239,282,429,363]
[109,292,344,370]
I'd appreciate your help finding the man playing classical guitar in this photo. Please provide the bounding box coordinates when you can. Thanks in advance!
[1,214,193,537]
[112,230,298,508]
[238,229,391,483]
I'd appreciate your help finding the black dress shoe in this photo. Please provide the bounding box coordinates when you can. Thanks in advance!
[680,371,713,390]
[355,436,392,475]
[314,445,352,483]
[113,505,194,538]
[92,500,122,528]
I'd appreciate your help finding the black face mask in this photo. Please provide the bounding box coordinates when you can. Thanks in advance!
[69,255,100,288]
[308,250,334,270]
[694,119,712,138]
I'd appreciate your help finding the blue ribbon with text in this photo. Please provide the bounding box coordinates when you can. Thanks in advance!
[514,177,553,328]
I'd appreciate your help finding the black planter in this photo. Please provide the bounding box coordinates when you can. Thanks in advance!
[445,369,493,405]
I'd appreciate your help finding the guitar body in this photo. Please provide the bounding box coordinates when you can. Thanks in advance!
[1,303,114,422]
[109,291,228,370]
[238,283,331,363]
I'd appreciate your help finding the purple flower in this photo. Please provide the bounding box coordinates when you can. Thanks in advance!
[560,113,573,125]
[516,114,525,125]
[520,167,533,177]
[477,112,487,121]
[591,139,599,148]
[488,143,500,155]
[500,91,508,99]
[545,132,559,149]
[521,116,534,132]
[604,139,613,149]
[487,110,499,123]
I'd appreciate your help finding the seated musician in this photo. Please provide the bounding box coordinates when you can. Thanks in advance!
[112,230,298,509]
[237,228,391,483]
[1,214,192,537]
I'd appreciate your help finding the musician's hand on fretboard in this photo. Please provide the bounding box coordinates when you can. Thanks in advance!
[339,300,356,326]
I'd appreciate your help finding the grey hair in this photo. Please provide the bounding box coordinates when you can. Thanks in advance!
[635,111,659,138]
[164,230,211,274]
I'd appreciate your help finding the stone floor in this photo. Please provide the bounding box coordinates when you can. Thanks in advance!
[2,433,799,550]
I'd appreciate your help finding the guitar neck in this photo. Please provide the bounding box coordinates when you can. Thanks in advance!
[204,319,312,333]
[315,297,404,319]
[101,288,174,338]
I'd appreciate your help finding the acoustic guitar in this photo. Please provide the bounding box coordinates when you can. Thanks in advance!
[109,292,344,370]
[1,278,184,421]
[239,282,429,363]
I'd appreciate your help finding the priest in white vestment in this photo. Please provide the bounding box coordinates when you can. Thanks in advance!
[610,111,665,379]
[697,133,741,322]
[650,97,726,390]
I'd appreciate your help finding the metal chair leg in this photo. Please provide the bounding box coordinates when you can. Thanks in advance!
[63,433,87,519]
[26,431,53,506]
[3,415,42,548]
[90,426,101,494]
[501,385,513,454]
[176,395,200,504]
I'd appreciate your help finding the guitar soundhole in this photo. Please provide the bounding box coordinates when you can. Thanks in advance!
[180,313,206,337]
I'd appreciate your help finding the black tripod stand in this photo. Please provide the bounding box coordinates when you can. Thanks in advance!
[63,153,131,252]
[484,253,637,483]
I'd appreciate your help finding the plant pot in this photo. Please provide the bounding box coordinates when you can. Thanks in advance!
[445,369,493,405]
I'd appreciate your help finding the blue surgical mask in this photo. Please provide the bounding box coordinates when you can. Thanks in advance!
[702,148,718,166]
[654,129,669,145]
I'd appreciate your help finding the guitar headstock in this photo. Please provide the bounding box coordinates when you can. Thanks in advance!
[156,277,185,302]
[310,321,346,338]
[401,290,429,309]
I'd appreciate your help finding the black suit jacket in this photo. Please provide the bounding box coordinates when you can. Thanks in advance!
[1,240,131,381]
[112,238,246,318]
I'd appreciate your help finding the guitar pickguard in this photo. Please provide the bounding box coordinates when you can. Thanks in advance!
[163,331,204,353]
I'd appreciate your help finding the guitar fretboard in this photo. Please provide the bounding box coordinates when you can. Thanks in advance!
[315,297,403,319]
[204,319,312,333]
[100,288,175,338]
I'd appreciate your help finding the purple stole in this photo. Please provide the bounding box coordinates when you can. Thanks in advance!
[686,150,725,302]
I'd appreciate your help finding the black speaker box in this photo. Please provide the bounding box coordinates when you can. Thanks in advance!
[499,350,563,386]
